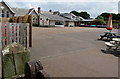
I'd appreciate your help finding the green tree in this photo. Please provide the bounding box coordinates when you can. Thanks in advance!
[95,16,106,25]
[96,16,104,19]
[100,13,110,21]
[95,19,106,25]
[97,13,120,25]
[70,11,79,16]
[70,11,90,19]
[79,11,90,19]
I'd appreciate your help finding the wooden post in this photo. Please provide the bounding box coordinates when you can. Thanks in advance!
[23,15,29,47]
[38,7,40,27]
[38,14,40,27]
[28,15,32,47]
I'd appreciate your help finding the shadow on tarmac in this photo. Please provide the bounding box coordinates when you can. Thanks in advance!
[101,48,120,57]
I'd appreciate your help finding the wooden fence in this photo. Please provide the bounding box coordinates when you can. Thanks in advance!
[1,23,29,48]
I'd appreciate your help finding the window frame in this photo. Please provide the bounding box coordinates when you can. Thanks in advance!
[6,11,9,17]
[2,10,4,17]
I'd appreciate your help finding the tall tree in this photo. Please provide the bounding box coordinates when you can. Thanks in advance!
[100,13,110,21]
[70,11,90,19]
[96,16,104,19]
[70,11,79,16]
[95,16,106,25]
[97,13,120,22]
[79,11,90,19]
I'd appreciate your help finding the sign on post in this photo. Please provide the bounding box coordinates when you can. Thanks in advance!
[1,23,29,48]
[0,23,29,78]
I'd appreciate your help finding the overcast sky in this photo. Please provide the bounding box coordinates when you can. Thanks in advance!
[2,0,120,18]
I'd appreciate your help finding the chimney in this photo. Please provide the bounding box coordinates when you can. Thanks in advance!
[38,7,41,14]
[38,7,41,27]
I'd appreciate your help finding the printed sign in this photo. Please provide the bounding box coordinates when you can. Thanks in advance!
[1,23,29,48]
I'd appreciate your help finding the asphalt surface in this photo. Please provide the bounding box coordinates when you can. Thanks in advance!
[30,27,118,77]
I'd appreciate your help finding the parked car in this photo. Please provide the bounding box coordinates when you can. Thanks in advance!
[90,25,97,27]
[80,24,97,27]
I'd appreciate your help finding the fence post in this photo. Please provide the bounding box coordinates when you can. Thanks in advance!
[23,15,29,47]
[0,23,1,48]
[0,23,2,78]
[28,15,32,47]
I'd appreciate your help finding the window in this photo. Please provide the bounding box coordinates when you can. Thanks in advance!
[36,17,38,23]
[2,10,4,17]
[33,16,35,20]
[36,17,38,21]
[6,11,9,17]
[55,21,64,25]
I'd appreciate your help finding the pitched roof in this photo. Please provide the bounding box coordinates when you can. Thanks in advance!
[41,10,53,14]
[42,13,75,21]
[81,19,95,22]
[12,8,38,16]
[60,13,79,21]
[0,1,15,14]
[28,8,38,15]
[60,13,72,16]
[0,1,38,16]
[28,8,34,14]
[61,13,95,21]
[12,8,29,16]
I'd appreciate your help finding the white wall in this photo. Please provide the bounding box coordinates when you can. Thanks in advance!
[31,11,38,25]
[55,25,64,27]
[40,14,49,26]
[68,21,75,27]
[49,20,55,26]
[39,14,65,27]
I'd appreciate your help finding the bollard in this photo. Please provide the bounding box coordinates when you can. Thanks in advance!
[1,42,30,79]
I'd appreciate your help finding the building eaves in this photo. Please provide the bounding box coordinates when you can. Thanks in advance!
[28,8,39,15]
[1,1,15,14]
